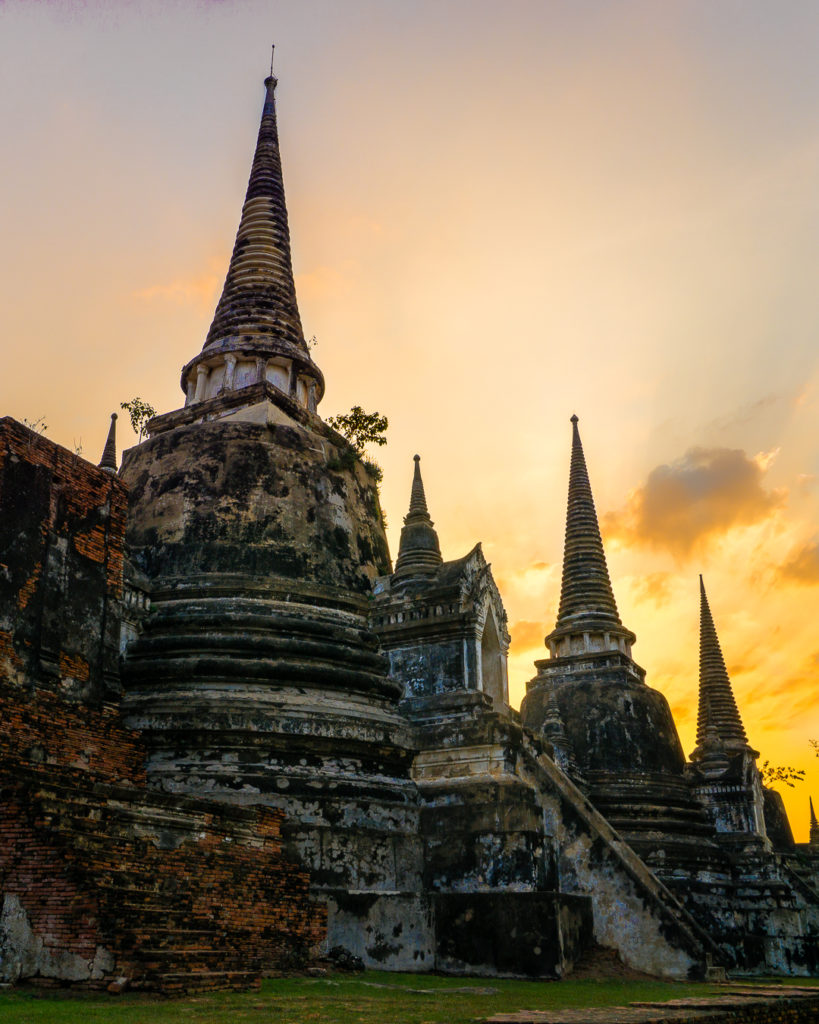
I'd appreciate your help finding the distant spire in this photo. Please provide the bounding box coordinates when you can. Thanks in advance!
[810,798,819,846]
[695,576,748,752]
[408,453,430,516]
[201,71,319,372]
[394,455,443,581]
[550,415,624,636]
[98,413,118,473]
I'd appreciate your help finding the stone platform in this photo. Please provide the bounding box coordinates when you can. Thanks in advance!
[485,985,819,1022]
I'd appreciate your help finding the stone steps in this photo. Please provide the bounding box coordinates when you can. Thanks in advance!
[155,970,262,995]
[9,770,292,994]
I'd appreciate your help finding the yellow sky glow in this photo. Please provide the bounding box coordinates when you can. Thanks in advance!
[1,0,817,838]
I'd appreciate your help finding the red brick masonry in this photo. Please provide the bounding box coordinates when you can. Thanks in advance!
[0,420,326,993]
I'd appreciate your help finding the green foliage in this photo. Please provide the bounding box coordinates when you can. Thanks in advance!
[327,406,388,456]
[120,397,156,442]
[326,449,358,474]
[760,761,805,788]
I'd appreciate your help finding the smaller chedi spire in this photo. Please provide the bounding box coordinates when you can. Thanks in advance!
[810,798,819,846]
[546,415,634,657]
[393,455,442,582]
[98,413,118,473]
[693,576,749,755]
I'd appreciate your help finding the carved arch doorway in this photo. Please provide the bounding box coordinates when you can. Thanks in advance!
[480,610,504,706]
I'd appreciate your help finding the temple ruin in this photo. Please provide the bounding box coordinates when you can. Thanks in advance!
[1,69,818,991]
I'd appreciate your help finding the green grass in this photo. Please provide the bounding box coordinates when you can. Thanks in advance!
[0,972,778,1024]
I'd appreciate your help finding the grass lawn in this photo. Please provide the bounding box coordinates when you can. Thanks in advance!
[0,972,763,1024]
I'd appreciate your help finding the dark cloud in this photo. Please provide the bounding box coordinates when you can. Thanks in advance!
[510,620,546,653]
[604,447,784,559]
[775,539,819,585]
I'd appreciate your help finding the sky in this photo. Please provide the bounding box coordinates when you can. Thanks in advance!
[1,0,818,838]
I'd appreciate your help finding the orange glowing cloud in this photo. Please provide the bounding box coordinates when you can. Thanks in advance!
[133,271,222,312]
[629,571,673,608]
[604,447,785,558]
[509,620,547,654]
[776,539,819,585]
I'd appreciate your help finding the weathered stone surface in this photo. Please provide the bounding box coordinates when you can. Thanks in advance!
[323,892,434,971]
[523,658,687,776]
[764,788,796,851]
[123,402,389,593]
[434,892,592,978]
[375,543,510,706]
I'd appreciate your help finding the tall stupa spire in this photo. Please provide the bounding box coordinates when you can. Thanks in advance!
[694,576,748,753]
[546,416,633,655]
[179,66,324,411]
[204,71,305,355]
[810,798,819,846]
[394,455,443,581]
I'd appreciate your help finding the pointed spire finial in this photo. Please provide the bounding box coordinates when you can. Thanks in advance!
[810,798,819,845]
[265,45,277,88]
[549,414,624,637]
[394,454,443,581]
[98,413,118,474]
[694,577,749,754]
[408,454,430,517]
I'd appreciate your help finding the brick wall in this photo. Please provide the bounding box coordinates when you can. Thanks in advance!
[0,417,126,704]
[0,685,147,784]
[0,419,326,992]
[0,760,327,991]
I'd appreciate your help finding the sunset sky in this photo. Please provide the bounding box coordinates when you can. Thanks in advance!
[2,1,818,838]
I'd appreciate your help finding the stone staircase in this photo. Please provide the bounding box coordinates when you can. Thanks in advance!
[2,764,324,993]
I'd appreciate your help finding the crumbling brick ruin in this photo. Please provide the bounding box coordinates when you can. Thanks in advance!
[1,69,818,992]
[0,419,324,992]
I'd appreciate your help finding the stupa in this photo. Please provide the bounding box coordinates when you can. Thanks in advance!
[119,72,428,965]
